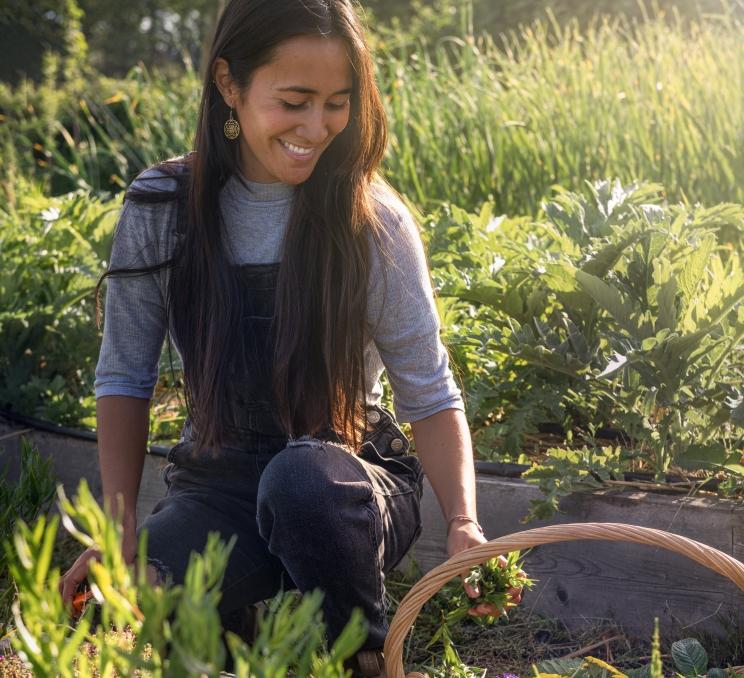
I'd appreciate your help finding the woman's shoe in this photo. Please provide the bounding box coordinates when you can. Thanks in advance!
[346,649,386,677]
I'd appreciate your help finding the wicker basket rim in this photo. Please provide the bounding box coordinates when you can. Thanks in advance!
[383,521,744,678]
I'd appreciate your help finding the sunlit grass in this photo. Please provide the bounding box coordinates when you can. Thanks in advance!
[2,8,743,215]
[378,8,744,212]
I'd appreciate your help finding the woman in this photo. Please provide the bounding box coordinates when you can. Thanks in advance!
[60,0,517,673]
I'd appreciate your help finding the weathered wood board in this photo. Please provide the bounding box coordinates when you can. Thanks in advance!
[412,474,744,639]
[0,416,168,524]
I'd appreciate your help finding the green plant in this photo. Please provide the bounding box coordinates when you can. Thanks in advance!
[4,4,744,215]
[0,437,57,636]
[416,551,534,674]
[521,445,630,521]
[377,7,744,212]
[227,590,367,678]
[531,619,744,678]
[5,479,368,676]
[0,183,119,426]
[429,180,743,512]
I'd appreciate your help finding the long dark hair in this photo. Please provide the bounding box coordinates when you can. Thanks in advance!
[97,0,388,452]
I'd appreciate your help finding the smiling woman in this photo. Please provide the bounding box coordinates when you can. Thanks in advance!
[57,1,512,676]
[213,35,354,184]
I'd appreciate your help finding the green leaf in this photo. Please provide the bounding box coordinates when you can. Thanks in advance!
[574,270,635,332]
[671,638,708,676]
[535,657,584,674]
[581,228,645,278]
[676,443,729,470]
[656,276,678,332]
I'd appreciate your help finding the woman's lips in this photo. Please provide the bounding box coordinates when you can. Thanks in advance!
[279,138,315,161]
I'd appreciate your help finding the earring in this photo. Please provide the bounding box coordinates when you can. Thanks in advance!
[224,108,240,140]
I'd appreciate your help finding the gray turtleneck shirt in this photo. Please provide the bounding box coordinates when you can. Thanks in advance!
[94,166,463,424]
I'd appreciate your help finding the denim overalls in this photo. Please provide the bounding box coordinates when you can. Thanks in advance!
[138,261,424,651]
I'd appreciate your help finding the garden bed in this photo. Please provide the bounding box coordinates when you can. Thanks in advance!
[4,413,744,643]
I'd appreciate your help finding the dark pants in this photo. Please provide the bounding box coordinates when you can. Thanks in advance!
[138,407,424,650]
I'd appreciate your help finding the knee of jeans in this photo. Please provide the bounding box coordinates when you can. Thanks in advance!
[256,440,370,526]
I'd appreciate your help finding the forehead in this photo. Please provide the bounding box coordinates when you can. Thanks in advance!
[253,34,353,92]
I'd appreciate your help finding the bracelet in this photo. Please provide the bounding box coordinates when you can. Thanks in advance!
[447,514,484,536]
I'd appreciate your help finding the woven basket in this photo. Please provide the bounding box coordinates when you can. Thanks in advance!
[383,522,744,678]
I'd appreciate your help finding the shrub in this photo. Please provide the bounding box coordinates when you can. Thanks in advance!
[0,183,118,426]
[426,180,744,512]
[6,479,368,677]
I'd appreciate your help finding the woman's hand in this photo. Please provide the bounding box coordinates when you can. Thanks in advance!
[59,523,138,611]
[446,522,523,619]
[59,547,102,610]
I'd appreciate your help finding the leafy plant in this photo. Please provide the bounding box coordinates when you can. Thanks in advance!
[227,590,368,678]
[419,551,534,673]
[0,437,57,635]
[5,479,368,676]
[531,618,744,678]
[428,180,743,512]
[521,445,629,521]
[0,183,119,426]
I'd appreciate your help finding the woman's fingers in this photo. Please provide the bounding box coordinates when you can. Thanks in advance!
[462,576,479,598]
[507,585,522,604]
[468,602,502,617]
[59,549,100,609]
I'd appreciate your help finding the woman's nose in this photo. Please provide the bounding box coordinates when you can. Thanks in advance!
[298,109,329,145]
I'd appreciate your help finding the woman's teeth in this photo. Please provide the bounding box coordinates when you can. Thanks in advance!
[280,140,313,156]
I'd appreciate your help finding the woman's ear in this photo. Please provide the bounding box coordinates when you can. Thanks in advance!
[212,58,237,108]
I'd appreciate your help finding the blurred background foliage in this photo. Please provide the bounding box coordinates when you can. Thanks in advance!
[2,0,742,84]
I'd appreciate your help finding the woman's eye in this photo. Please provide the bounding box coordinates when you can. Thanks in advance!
[281,100,349,111]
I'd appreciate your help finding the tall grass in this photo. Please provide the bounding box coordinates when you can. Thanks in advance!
[2,8,744,214]
[0,61,200,202]
[379,8,744,212]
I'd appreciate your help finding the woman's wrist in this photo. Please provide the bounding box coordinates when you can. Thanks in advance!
[447,514,484,537]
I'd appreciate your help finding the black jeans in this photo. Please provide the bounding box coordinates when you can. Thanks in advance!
[138,405,424,650]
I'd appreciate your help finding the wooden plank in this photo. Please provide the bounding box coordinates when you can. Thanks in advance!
[411,475,744,639]
[0,417,168,525]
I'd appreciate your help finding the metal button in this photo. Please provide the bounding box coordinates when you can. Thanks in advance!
[367,410,381,424]
[390,438,404,452]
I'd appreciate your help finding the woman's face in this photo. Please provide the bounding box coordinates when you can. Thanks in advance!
[214,35,354,185]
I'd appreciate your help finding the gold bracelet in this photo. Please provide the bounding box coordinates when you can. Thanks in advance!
[447,514,484,536]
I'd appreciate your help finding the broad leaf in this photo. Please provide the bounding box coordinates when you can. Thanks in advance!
[671,638,708,676]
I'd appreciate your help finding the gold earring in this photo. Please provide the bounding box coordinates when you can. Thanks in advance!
[224,108,240,140]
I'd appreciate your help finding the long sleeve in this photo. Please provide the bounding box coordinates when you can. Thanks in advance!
[366,186,464,422]
[94,198,174,400]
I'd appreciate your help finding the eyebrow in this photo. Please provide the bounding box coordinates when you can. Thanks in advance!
[276,86,353,96]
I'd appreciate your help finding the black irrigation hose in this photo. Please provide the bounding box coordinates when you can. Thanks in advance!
[3,409,716,487]
[1,408,531,475]
[0,410,529,478]
[0,408,170,458]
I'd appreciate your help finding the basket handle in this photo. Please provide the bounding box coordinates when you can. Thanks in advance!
[383,522,744,678]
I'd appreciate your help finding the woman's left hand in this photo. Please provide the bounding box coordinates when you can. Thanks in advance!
[446,522,524,619]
